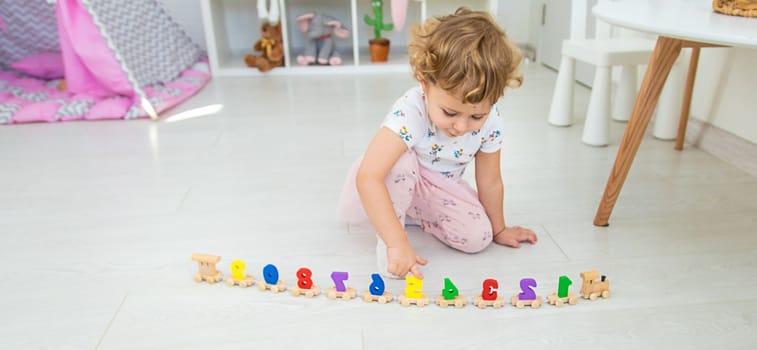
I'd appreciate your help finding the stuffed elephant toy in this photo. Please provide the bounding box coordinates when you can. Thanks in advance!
[296,13,350,65]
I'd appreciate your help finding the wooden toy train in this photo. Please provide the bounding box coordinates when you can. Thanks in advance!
[191,253,611,308]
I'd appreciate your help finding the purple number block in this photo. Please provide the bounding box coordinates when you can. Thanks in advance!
[331,271,349,292]
[518,278,537,300]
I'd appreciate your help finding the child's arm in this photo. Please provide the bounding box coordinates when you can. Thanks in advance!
[475,150,537,248]
[356,127,427,278]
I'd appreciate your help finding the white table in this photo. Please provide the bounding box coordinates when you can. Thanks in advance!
[591,0,757,226]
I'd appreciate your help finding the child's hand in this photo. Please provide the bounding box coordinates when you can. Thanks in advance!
[386,244,428,279]
[493,225,538,248]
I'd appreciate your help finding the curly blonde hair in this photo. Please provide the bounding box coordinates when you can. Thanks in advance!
[408,7,523,105]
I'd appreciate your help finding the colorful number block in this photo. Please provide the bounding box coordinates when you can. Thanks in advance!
[557,275,572,298]
[326,271,356,300]
[511,278,542,308]
[435,278,467,308]
[362,274,393,303]
[257,263,287,293]
[481,278,498,300]
[398,275,429,307]
[290,267,321,298]
[547,275,579,307]
[225,259,255,288]
[473,278,505,309]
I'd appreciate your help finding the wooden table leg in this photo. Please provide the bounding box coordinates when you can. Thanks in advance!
[593,37,683,226]
[675,46,701,151]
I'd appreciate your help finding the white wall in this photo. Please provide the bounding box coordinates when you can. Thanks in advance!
[494,1,532,46]
[689,48,757,143]
[527,0,542,51]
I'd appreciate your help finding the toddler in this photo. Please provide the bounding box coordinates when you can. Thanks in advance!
[338,8,537,279]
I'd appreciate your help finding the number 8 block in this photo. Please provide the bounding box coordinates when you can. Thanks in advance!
[290,267,321,298]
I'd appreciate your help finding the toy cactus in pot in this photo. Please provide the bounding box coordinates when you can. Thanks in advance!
[364,0,394,62]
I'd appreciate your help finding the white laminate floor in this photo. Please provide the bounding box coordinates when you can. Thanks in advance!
[1,63,756,350]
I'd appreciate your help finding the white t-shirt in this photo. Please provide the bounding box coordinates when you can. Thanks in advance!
[382,86,504,182]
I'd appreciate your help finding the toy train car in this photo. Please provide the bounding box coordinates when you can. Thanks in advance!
[579,270,610,300]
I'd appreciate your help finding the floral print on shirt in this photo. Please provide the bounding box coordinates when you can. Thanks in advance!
[399,125,412,141]
[381,86,504,182]
[430,144,443,165]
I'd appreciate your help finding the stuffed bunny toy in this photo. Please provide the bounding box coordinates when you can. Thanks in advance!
[296,13,350,65]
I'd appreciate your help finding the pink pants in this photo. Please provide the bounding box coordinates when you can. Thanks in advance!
[338,151,493,253]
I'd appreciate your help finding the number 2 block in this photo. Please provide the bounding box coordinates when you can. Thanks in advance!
[511,278,542,308]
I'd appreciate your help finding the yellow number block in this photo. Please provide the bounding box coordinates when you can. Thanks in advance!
[231,259,246,281]
[404,275,424,299]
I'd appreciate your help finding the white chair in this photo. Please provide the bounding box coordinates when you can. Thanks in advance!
[547,0,684,146]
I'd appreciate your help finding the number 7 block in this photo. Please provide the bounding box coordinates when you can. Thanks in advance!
[326,271,357,301]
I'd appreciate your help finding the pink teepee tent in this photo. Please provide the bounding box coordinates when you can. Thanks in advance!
[0,0,211,124]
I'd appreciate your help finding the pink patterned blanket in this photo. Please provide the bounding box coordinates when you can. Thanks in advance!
[0,61,210,124]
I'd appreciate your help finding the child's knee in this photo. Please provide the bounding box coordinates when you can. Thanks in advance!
[458,212,493,253]
[436,221,492,254]
[458,229,493,253]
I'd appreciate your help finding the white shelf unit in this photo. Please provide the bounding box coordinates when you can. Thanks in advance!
[201,0,495,76]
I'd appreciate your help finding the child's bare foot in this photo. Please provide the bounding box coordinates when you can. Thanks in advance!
[493,226,537,248]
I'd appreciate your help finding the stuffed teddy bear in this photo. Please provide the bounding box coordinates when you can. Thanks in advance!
[244,0,284,72]
[244,22,284,72]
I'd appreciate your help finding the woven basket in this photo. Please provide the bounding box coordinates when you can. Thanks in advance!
[713,0,757,17]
